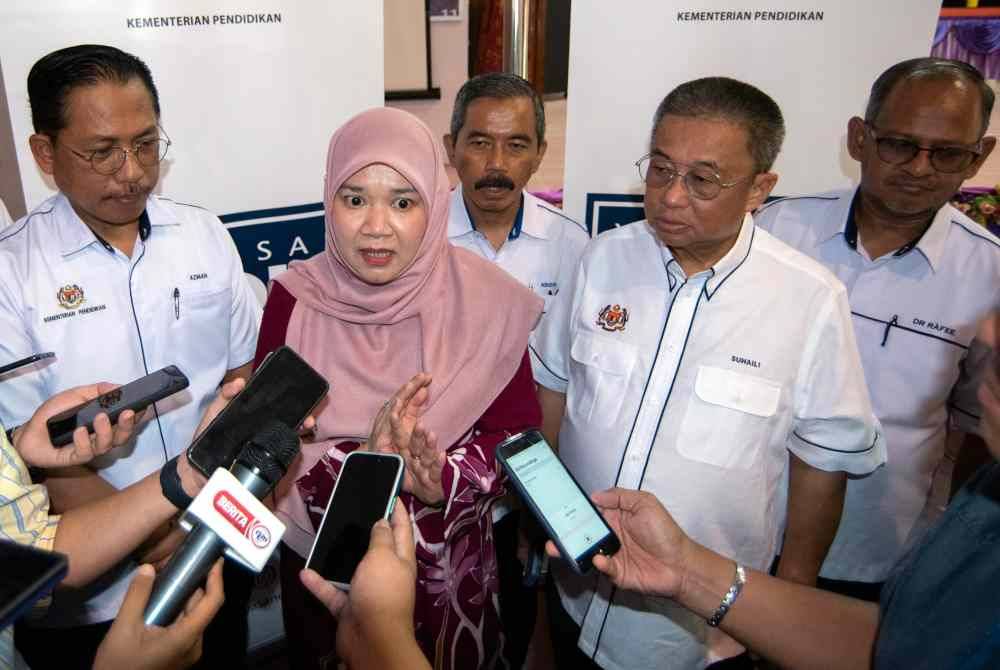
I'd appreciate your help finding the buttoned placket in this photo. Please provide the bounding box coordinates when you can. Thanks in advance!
[578,261,710,652]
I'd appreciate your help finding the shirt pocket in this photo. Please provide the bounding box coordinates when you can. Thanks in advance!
[676,365,781,470]
[568,331,637,427]
[166,285,232,368]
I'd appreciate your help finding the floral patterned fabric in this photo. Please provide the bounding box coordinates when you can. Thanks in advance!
[295,353,540,670]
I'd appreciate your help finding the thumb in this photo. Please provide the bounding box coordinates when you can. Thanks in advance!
[118,564,157,625]
[368,518,393,552]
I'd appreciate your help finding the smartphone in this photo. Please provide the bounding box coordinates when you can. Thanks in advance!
[0,352,54,376]
[306,452,405,590]
[46,365,190,447]
[187,346,329,477]
[496,430,620,574]
[0,541,68,629]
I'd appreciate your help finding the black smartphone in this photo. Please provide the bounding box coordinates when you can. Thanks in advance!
[306,452,405,590]
[496,430,620,574]
[186,346,329,477]
[0,352,54,376]
[46,365,190,447]
[0,541,68,629]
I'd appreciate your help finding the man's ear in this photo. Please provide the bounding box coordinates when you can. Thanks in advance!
[443,134,455,165]
[29,133,56,175]
[846,116,867,162]
[531,139,548,175]
[965,135,997,181]
[747,172,779,212]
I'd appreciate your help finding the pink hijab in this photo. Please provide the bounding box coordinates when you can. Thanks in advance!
[274,107,542,551]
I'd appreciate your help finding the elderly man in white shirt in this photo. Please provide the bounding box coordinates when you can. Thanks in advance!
[531,77,884,670]
[756,57,1000,602]
[443,72,590,668]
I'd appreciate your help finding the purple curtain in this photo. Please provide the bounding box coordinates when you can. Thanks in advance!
[932,17,1000,79]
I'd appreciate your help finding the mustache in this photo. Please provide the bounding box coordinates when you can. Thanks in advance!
[474,174,516,191]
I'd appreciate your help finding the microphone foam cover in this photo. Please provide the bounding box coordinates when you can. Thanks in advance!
[236,420,301,484]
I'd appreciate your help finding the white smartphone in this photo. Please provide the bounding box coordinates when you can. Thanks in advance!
[305,451,405,590]
[496,430,620,574]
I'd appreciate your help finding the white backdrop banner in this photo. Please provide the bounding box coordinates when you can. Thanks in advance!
[0,0,384,296]
[0,0,383,650]
[564,1,942,235]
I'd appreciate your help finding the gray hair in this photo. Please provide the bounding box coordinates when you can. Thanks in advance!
[651,77,785,173]
[449,72,545,144]
[865,57,994,136]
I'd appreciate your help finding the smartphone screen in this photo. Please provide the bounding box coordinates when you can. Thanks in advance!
[46,365,189,446]
[498,430,619,573]
[0,541,68,629]
[187,346,329,476]
[306,452,404,589]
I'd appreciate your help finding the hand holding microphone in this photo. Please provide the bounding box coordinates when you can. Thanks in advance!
[143,420,300,626]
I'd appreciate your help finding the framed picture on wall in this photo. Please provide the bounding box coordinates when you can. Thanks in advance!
[430,0,462,21]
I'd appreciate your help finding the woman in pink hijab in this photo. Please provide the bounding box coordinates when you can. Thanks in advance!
[254,107,543,669]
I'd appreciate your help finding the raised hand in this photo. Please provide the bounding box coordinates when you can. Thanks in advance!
[368,372,432,456]
[401,423,444,506]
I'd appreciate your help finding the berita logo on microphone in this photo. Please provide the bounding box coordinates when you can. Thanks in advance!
[213,490,271,548]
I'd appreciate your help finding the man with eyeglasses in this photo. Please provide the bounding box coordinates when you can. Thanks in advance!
[755,57,1000,604]
[531,77,883,670]
[0,45,260,668]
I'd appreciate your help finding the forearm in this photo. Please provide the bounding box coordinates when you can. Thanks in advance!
[777,452,846,585]
[679,541,878,670]
[364,636,431,670]
[44,466,118,513]
[53,472,178,587]
[537,386,566,451]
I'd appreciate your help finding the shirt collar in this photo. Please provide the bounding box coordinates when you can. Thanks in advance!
[657,211,755,298]
[837,187,948,271]
[447,185,534,241]
[57,193,179,257]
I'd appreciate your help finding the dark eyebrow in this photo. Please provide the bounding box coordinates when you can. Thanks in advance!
[338,184,364,192]
[391,187,419,196]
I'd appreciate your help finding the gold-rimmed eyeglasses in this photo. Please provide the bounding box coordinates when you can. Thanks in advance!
[635,154,754,200]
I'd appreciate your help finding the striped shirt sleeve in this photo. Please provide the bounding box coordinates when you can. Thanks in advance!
[0,427,59,551]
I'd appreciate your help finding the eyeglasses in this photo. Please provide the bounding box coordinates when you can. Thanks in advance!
[67,136,172,175]
[864,124,980,174]
[635,154,754,200]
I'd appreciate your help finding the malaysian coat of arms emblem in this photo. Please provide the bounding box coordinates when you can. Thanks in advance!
[596,304,628,332]
[57,284,85,310]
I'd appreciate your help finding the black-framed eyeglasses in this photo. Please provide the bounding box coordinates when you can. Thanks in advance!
[67,136,172,175]
[635,154,754,200]
[864,123,980,174]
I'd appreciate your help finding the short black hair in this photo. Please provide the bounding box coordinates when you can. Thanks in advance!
[450,72,545,144]
[651,77,785,173]
[27,44,160,138]
[865,57,994,136]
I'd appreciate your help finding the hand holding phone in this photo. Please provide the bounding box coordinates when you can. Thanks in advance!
[306,452,405,589]
[45,366,189,447]
[186,346,328,477]
[14,382,145,469]
[496,430,620,574]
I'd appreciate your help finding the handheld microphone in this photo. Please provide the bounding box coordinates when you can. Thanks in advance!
[143,420,299,626]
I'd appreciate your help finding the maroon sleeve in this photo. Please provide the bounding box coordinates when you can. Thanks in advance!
[253,280,297,371]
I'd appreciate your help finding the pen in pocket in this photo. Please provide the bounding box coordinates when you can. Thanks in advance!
[173,287,180,320]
